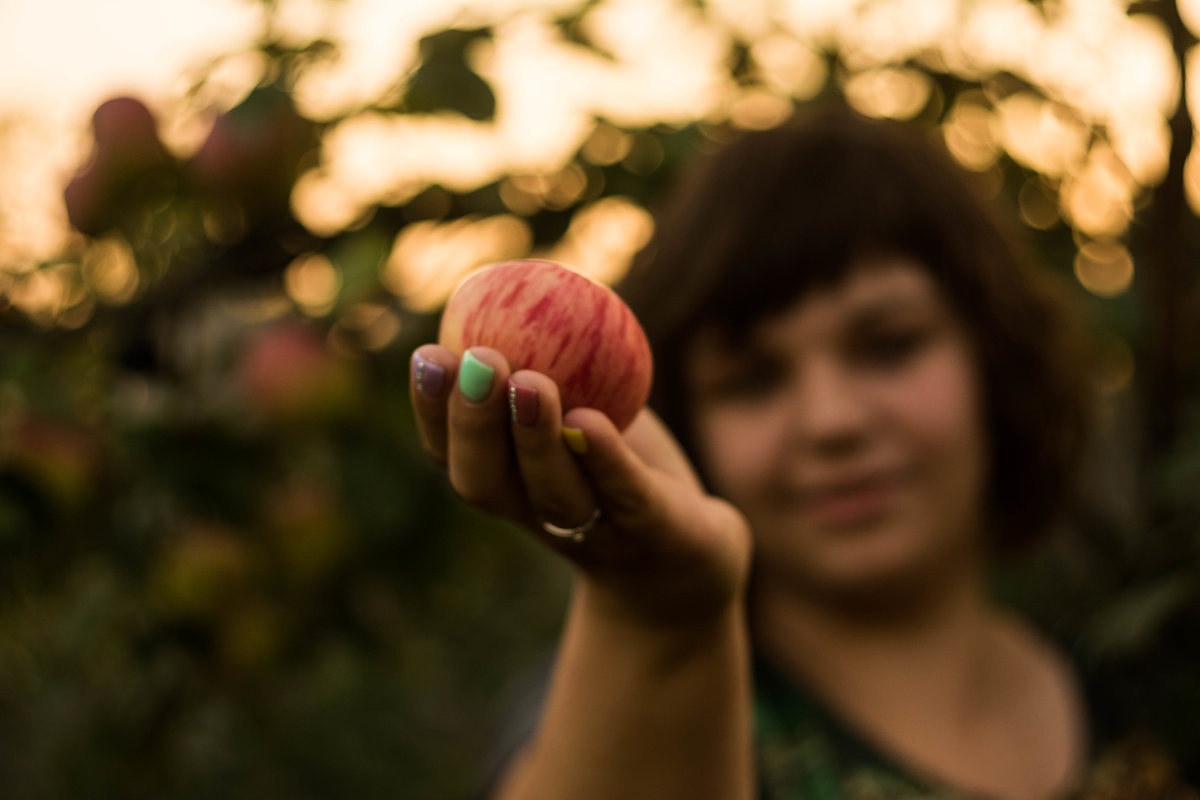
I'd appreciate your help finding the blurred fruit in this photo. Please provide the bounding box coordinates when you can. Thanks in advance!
[236,322,362,423]
[262,476,349,584]
[189,86,318,221]
[4,413,101,509]
[150,525,255,621]
[63,169,111,238]
[90,97,167,172]
[63,96,172,237]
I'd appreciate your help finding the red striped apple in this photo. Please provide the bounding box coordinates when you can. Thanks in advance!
[438,259,652,430]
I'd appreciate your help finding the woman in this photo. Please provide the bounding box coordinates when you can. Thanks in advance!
[409,107,1154,799]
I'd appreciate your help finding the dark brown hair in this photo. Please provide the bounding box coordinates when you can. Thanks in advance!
[618,105,1090,549]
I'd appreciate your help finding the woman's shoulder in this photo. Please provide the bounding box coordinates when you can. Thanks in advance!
[1001,611,1200,800]
[991,611,1089,783]
[1041,620,1199,800]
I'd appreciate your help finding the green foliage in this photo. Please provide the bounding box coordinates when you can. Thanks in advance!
[403,28,497,121]
[0,326,570,797]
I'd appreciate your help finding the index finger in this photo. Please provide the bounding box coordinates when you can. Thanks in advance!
[621,409,705,494]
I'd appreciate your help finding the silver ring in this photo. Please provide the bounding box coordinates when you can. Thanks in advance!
[541,508,601,543]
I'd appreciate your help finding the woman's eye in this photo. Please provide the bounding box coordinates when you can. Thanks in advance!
[856,329,930,367]
[705,362,785,401]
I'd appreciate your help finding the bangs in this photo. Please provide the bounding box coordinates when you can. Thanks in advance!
[628,110,961,347]
[697,142,937,337]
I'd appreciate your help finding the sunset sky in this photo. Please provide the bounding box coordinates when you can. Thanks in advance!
[1,0,1196,312]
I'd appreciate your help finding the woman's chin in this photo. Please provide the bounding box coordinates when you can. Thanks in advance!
[759,529,976,614]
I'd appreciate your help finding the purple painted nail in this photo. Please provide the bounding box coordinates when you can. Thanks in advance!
[411,353,446,398]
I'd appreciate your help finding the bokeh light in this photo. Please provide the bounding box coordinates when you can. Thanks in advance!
[383,214,532,311]
[942,92,1001,171]
[1061,144,1137,238]
[1074,239,1135,298]
[545,195,655,285]
[285,253,342,317]
[843,67,933,120]
[1,0,1191,322]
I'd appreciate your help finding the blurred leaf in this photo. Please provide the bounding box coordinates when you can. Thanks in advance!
[129,423,269,525]
[404,28,496,121]
[325,225,393,310]
[556,1,617,61]
[1084,572,1197,658]
[1158,405,1200,509]
[729,39,755,86]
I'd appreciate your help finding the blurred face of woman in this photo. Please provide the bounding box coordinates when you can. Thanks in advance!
[686,258,989,603]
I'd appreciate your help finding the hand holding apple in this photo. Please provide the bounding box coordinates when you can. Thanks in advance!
[438,259,652,431]
[413,262,750,626]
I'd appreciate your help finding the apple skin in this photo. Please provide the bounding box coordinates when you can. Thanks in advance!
[438,259,652,431]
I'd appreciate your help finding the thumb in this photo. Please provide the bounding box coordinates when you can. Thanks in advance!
[620,408,705,493]
[562,407,752,598]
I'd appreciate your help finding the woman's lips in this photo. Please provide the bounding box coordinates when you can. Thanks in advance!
[796,473,907,527]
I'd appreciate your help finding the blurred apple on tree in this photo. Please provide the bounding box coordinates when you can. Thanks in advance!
[3,413,101,510]
[262,476,349,585]
[189,86,318,222]
[237,322,363,423]
[149,524,256,621]
[63,96,173,237]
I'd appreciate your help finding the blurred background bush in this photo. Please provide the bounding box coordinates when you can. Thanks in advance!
[0,0,1198,796]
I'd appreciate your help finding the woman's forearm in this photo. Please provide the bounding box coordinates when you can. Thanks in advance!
[494,578,755,800]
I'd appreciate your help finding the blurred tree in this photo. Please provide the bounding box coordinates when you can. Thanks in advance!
[0,0,1197,795]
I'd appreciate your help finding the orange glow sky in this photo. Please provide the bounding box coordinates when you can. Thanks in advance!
[0,0,259,117]
[0,0,1195,310]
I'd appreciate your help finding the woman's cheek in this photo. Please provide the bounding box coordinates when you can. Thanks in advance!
[696,406,782,503]
[886,347,988,504]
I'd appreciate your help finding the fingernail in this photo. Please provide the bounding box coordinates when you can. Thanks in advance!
[411,353,445,398]
[562,427,588,455]
[458,350,495,403]
[508,381,539,426]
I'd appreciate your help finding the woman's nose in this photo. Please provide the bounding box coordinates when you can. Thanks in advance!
[786,360,871,455]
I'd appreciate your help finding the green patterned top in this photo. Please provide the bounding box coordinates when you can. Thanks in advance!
[753,659,1196,800]
[755,659,952,799]
[481,655,1195,800]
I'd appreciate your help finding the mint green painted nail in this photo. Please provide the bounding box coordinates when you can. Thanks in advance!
[459,351,494,403]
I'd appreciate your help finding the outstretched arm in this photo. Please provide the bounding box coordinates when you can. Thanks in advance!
[410,345,756,800]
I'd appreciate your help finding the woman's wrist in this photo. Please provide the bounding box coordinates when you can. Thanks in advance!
[571,571,748,655]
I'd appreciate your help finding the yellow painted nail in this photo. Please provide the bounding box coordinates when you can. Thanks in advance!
[562,427,588,455]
